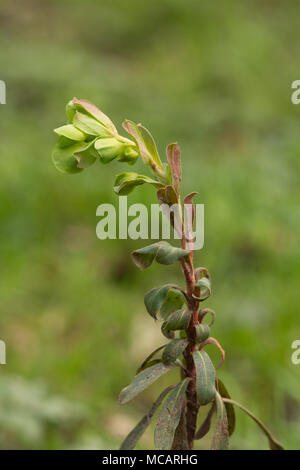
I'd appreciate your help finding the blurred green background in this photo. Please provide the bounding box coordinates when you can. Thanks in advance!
[0,0,299,450]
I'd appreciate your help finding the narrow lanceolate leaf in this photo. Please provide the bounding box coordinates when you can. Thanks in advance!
[166,143,181,196]
[161,309,191,339]
[119,362,176,405]
[144,285,185,320]
[183,192,198,240]
[217,379,235,436]
[193,351,216,406]
[137,345,166,373]
[120,386,174,450]
[162,339,188,365]
[222,398,285,450]
[211,391,229,450]
[154,378,190,450]
[113,172,162,195]
[171,409,188,450]
[131,241,189,271]
[195,403,216,440]
[123,120,163,169]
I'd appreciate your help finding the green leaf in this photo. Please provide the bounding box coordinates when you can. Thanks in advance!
[123,120,163,169]
[166,143,181,196]
[144,284,185,320]
[137,345,166,373]
[211,391,229,450]
[74,139,98,169]
[171,409,188,450]
[222,398,284,450]
[162,339,188,365]
[194,324,210,343]
[73,112,112,137]
[114,172,162,196]
[161,309,191,339]
[132,241,189,270]
[217,379,235,437]
[120,386,174,450]
[72,97,118,134]
[193,350,216,406]
[195,403,216,440]
[194,277,211,300]
[54,124,86,141]
[118,362,176,405]
[52,140,87,174]
[154,378,190,450]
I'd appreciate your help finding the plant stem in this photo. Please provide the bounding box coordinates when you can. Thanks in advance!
[180,216,200,449]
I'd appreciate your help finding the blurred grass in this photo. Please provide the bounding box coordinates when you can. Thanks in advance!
[0,0,299,449]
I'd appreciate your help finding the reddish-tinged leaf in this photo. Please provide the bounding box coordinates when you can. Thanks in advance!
[217,379,235,437]
[166,143,182,196]
[199,337,225,369]
[183,192,198,242]
[119,362,176,405]
[72,98,118,134]
[198,308,216,326]
[154,378,190,450]
[123,120,163,169]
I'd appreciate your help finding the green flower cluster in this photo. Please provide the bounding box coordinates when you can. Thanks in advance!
[52,98,139,174]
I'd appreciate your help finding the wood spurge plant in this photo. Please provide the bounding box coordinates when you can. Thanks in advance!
[52,98,284,450]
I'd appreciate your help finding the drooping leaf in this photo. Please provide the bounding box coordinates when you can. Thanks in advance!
[194,277,211,301]
[113,172,162,196]
[211,391,229,450]
[119,362,176,405]
[123,120,163,169]
[144,284,185,320]
[194,324,210,343]
[120,386,174,450]
[171,408,189,450]
[137,345,166,373]
[162,339,188,365]
[166,143,181,196]
[195,403,216,440]
[199,337,225,369]
[132,241,189,270]
[193,350,216,406]
[217,379,235,437]
[198,308,216,326]
[161,309,191,339]
[222,398,284,450]
[154,378,190,450]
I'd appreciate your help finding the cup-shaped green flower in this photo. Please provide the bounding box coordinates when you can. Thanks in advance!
[52,98,139,174]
